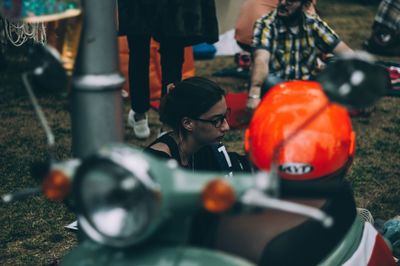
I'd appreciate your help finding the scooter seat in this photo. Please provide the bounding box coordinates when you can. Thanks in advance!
[192,181,357,266]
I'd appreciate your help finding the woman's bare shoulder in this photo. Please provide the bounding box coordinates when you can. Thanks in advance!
[149,142,172,156]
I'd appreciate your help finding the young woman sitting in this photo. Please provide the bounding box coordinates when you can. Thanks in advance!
[144,76,250,173]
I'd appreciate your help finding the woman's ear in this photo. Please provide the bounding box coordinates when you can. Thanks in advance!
[182,117,194,132]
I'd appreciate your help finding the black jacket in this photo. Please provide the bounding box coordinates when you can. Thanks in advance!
[118,0,219,46]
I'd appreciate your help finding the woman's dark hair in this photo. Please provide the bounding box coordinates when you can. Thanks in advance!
[160,77,225,132]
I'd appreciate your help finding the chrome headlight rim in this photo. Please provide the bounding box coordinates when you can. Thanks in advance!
[73,153,160,247]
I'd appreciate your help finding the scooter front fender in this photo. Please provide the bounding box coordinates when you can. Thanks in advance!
[61,241,256,266]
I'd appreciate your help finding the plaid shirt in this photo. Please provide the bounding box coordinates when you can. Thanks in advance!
[375,0,400,32]
[252,10,340,80]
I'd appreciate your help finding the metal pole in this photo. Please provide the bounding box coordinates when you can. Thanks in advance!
[70,0,125,158]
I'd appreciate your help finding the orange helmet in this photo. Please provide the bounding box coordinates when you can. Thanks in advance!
[245,81,356,181]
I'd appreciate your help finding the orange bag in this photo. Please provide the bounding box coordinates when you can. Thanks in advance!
[119,37,195,99]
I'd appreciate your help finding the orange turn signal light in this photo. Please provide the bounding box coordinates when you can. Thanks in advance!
[42,170,71,201]
[202,179,235,213]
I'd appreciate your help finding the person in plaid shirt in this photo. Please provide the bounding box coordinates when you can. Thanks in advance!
[247,0,353,110]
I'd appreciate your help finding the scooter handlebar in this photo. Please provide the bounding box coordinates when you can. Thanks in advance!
[279,179,352,198]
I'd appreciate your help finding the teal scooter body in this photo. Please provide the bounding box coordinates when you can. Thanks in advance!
[62,241,255,266]
[61,144,260,266]
[58,144,396,266]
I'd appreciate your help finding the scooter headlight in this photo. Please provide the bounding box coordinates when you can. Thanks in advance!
[74,148,160,247]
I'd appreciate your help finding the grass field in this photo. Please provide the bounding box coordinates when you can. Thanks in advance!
[1,0,400,265]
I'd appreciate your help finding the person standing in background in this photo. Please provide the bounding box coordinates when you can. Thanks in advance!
[118,0,219,139]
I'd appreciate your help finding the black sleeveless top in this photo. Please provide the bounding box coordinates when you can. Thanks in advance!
[144,132,252,173]
[144,132,193,169]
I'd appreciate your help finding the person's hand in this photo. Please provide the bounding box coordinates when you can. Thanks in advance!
[246,85,262,111]
[166,83,176,93]
[246,95,261,111]
[243,95,260,125]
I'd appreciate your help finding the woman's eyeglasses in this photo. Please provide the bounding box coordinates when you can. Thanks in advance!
[193,108,231,128]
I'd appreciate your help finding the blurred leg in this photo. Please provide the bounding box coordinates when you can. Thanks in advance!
[159,37,185,96]
[127,34,151,114]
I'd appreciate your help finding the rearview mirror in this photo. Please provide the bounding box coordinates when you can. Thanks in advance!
[317,52,390,108]
[26,44,68,94]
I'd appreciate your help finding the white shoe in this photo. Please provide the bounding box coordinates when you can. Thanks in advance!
[121,90,129,98]
[128,110,150,139]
